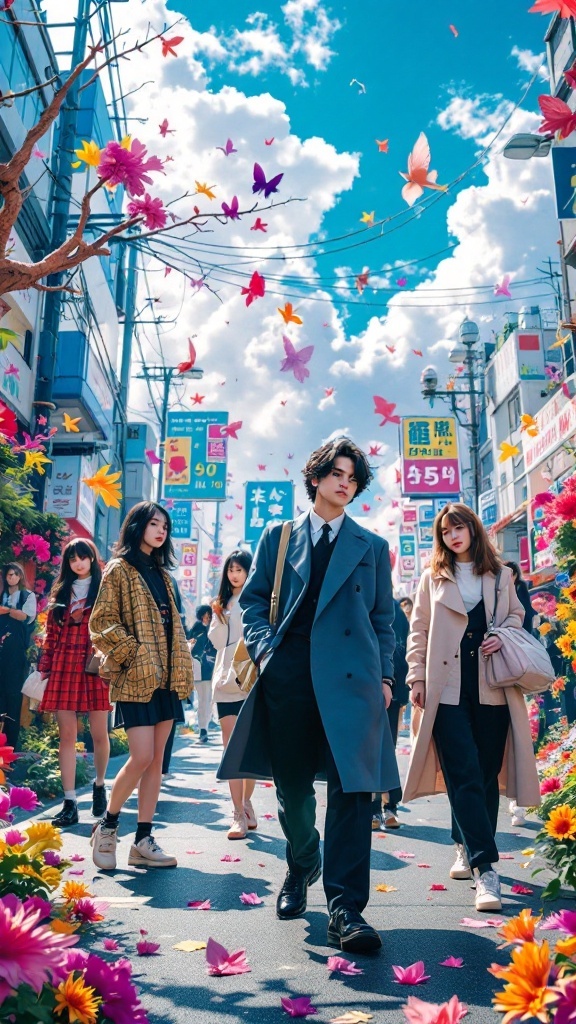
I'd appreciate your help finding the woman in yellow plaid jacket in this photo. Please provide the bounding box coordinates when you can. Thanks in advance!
[89,501,193,872]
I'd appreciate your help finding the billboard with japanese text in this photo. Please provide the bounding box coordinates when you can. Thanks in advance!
[245,481,294,548]
[161,500,192,539]
[164,412,228,501]
[400,416,461,498]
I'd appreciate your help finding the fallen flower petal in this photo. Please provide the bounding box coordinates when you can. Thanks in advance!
[429,884,448,891]
[510,884,533,895]
[136,938,161,955]
[499,853,514,860]
[281,996,318,1017]
[187,900,211,910]
[417,864,431,868]
[327,956,364,975]
[375,884,397,892]
[402,994,468,1024]
[460,917,504,928]
[186,850,203,854]
[330,1014,373,1024]
[173,939,207,952]
[239,892,263,905]
[397,851,416,859]
[221,855,241,862]
[262,812,276,820]
[206,937,251,975]
[439,956,464,967]
[392,961,431,985]
[102,938,120,951]
[70,854,85,862]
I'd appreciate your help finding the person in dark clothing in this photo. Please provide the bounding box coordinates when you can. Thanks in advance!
[188,604,216,744]
[371,599,409,830]
[0,562,37,750]
[505,561,535,633]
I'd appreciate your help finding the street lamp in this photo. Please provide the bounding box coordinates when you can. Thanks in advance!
[501,133,553,160]
[420,319,483,512]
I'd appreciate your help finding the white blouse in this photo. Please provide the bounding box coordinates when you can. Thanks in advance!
[208,597,245,704]
[454,562,482,612]
[2,589,37,622]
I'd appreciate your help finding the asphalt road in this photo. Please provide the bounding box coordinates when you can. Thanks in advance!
[40,727,561,1024]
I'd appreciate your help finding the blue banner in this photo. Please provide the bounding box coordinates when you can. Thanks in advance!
[161,500,192,538]
[552,147,576,220]
[163,412,228,501]
[245,481,294,548]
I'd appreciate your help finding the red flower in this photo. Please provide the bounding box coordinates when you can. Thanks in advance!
[540,777,562,795]
[0,400,18,438]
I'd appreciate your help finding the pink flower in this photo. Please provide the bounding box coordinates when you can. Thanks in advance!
[187,899,211,910]
[42,850,61,866]
[555,977,576,1024]
[205,937,251,976]
[71,898,109,923]
[70,854,85,862]
[326,955,364,975]
[19,533,51,563]
[34,579,47,595]
[541,909,576,935]
[281,996,317,1017]
[3,829,25,846]
[136,937,161,956]
[221,854,240,862]
[541,777,562,795]
[126,193,167,229]
[510,884,533,895]
[392,962,431,985]
[0,791,11,823]
[98,139,164,196]
[103,938,120,951]
[23,897,52,920]
[239,892,263,905]
[402,995,469,1024]
[0,895,78,993]
[439,957,464,968]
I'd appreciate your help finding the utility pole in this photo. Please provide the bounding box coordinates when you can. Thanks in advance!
[134,364,203,501]
[117,240,139,519]
[463,346,481,513]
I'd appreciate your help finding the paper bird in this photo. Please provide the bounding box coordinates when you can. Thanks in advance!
[161,35,184,57]
[82,464,122,508]
[220,421,242,439]
[392,961,431,985]
[520,414,539,437]
[355,268,370,293]
[159,119,175,137]
[278,302,303,325]
[221,196,240,220]
[350,78,366,93]
[265,137,275,145]
[251,218,268,232]
[216,138,237,156]
[374,396,401,425]
[190,393,204,404]
[494,274,512,298]
[538,94,576,139]
[205,938,251,976]
[449,23,459,36]
[281,996,318,1017]
[145,449,162,465]
[386,345,396,353]
[252,162,283,198]
[413,349,423,357]
[498,441,520,462]
[241,271,265,306]
[280,335,314,383]
[375,139,389,152]
[195,181,216,200]
[176,338,197,374]
[62,413,81,433]
[400,132,447,206]
[327,956,364,976]
[530,0,576,16]
[360,211,375,226]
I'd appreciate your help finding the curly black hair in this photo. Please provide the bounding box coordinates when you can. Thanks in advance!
[302,437,373,502]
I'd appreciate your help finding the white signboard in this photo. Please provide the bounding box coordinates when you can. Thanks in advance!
[522,393,576,470]
[0,343,33,423]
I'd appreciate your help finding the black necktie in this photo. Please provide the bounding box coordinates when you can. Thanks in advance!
[321,523,332,547]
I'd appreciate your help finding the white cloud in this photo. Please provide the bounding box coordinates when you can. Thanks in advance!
[511,45,549,81]
[437,95,514,142]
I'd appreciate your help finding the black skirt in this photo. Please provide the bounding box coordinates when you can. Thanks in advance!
[115,687,184,730]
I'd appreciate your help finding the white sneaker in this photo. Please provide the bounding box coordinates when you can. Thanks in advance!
[475,869,502,912]
[227,810,248,840]
[128,835,177,868]
[91,821,118,871]
[511,810,527,827]
[449,843,472,880]
[243,799,257,830]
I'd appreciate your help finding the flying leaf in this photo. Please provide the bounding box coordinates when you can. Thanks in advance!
[330,1013,373,1023]
[278,302,303,325]
[529,0,576,16]
[494,274,512,298]
[220,421,242,439]
[355,268,370,293]
[161,35,184,57]
[251,217,267,232]
[176,338,197,375]
[498,441,520,462]
[145,450,162,465]
[195,181,216,200]
[520,414,538,437]
[216,138,237,156]
[375,139,389,152]
[82,464,122,508]
[23,450,51,474]
[538,94,576,139]
[159,119,175,137]
[173,940,207,952]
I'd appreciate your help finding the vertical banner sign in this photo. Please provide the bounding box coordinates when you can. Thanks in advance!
[245,481,294,549]
[399,534,417,580]
[164,412,228,501]
[400,416,461,498]
[162,501,192,539]
[178,541,198,598]
[417,503,435,548]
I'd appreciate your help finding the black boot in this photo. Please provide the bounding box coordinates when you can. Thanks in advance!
[327,907,382,953]
[276,859,322,919]
[92,783,107,818]
[52,800,79,828]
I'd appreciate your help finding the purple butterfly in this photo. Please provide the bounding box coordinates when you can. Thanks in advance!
[252,162,283,199]
[216,138,237,157]
[221,196,240,220]
[280,334,314,383]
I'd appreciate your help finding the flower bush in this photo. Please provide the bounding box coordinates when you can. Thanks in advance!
[18,725,93,799]
[532,721,576,898]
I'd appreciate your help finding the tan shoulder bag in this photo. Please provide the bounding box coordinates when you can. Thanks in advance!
[232,521,292,694]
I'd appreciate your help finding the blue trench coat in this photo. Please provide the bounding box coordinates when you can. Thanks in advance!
[218,511,400,794]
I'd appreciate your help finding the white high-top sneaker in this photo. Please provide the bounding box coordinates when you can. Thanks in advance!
[449,843,472,880]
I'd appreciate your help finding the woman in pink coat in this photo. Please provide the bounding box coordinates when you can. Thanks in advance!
[403,503,540,914]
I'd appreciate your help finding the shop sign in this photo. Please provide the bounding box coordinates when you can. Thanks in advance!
[400,416,461,498]
[164,412,228,501]
[245,481,294,548]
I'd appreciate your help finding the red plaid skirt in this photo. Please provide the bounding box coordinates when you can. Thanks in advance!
[38,607,112,713]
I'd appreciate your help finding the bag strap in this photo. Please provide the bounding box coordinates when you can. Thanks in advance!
[269,521,292,626]
[489,569,503,630]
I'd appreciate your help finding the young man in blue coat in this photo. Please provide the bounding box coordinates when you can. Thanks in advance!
[218,438,399,953]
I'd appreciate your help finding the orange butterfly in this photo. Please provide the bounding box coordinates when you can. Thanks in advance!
[278,302,303,325]
[400,132,447,207]
[375,139,389,153]
[161,35,184,58]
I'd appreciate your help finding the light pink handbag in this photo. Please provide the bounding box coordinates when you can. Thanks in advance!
[484,570,554,694]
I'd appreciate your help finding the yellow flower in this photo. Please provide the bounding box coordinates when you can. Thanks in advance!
[491,941,557,1024]
[498,908,542,948]
[555,604,572,621]
[14,863,44,883]
[557,635,575,656]
[62,880,92,903]
[71,139,101,169]
[544,804,576,841]
[539,622,552,636]
[23,822,63,851]
[565,620,576,640]
[556,935,576,956]
[51,918,82,934]
[54,973,101,1024]
[22,450,51,475]
[40,865,62,890]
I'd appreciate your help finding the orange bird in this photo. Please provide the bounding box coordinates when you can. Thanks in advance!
[375,139,389,153]
[278,302,303,325]
[400,132,447,207]
[160,36,184,58]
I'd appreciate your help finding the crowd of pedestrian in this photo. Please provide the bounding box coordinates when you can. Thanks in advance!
[0,436,553,957]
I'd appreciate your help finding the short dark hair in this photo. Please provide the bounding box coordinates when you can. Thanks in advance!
[2,562,25,590]
[400,597,413,609]
[114,501,176,569]
[196,604,212,620]
[302,437,372,502]
[505,560,522,580]
[216,549,253,609]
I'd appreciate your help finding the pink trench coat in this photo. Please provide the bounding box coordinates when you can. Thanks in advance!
[403,565,541,809]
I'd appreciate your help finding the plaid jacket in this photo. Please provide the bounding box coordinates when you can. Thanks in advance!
[89,558,193,703]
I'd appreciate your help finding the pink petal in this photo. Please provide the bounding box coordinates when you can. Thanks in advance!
[429,884,447,891]
[261,812,276,820]
[103,938,120,951]
[239,892,263,905]
[281,996,318,1017]
[417,863,431,868]
[326,955,364,975]
[258,863,266,867]
[396,851,416,859]
[136,940,161,956]
[392,962,430,985]
[187,899,211,910]
[459,917,503,928]
[499,853,514,860]
[67,869,84,876]
[221,855,241,862]
[511,884,533,895]
[186,850,204,854]
[205,938,251,976]
[439,956,464,967]
[70,854,85,862]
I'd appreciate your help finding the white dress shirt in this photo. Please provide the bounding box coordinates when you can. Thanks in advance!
[454,561,482,612]
[309,509,345,546]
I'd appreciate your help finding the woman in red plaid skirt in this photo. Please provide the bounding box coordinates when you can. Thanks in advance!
[38,539,112,829]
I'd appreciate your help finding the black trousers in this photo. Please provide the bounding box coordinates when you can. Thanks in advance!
[261,633,373,914]
[372,699,402,815]
[432,607,510,870]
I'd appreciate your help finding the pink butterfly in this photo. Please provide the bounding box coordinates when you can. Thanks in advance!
[159,118,175,137]
[251,217,268,232]
[494,274,512,298]
[221,196,240,220]
[324,386,335,397]
[400,132,447,207]
[396,277,407,286]
[280,335,314,383]
[216,138,237,156]
[220,420,242,439]
[252,162,283,198]
[258,464,266,471]
[241,271,265,306]
[225,514,234,520]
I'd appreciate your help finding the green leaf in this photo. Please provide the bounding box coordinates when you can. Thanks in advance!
[542,877,562,901]
[0,328,18,350]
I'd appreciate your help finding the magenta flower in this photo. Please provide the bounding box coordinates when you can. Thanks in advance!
[97,139,164,196]
[136,929,160,956]
[0,791,11,822]
[402,995,468,1024]
[126,193,167,229]
[71,898,109,923]
[4,829,25,846]
[281,996,318,1017]
[103,938,120,951]
[187,899,211,910]
[542,909,576,935]
[82,954,151,1024]
[205,937,251,976]
[19,533,51,563]
[43,850,62,867]
[439,956,464,968]
[392,961,431,985]
[326,955,364,975]
[8,786,40,811]
[0,895,78,993]
[541,777,562,795]
[23,897,52,920]
[555,978,576,1024]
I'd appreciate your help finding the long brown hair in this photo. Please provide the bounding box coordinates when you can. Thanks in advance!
[431,502,502,577]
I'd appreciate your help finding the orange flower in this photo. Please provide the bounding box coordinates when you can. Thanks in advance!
[544,805,576,841]
[61,880,92,903]
[556,935,576,957]
[51,918,81,935]
[497,908,542,948]
[54,973,101,1024]
[491,941,557,1024]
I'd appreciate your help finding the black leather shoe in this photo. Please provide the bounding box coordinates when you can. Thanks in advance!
[327,908,382,953]
[276,859,322,919]
[52,800,79,828]
[91,783,107,818]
